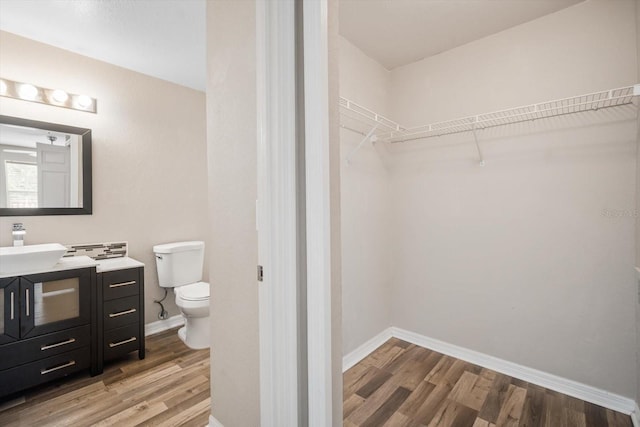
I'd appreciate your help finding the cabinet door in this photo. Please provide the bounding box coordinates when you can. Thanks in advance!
[20,269,91,339]
[0,278,20,344]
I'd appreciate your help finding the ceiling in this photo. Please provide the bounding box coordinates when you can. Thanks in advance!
[0,0,206,91]
[340,0,584,70]
[0,0,583,91]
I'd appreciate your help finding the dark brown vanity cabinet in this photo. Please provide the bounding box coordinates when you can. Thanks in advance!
[97,267,145,371]
[0,268,97,398]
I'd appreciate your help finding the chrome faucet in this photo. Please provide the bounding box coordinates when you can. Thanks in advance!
[12,223,26,247]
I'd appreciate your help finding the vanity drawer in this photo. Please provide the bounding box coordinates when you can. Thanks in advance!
[102,269,140,300]
[0,325,90,370]
[104,296,140,330]
[104,323,141,361]
[0,347,90,398]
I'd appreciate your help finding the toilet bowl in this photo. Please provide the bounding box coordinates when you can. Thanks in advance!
[174,281,210,349]
[153,241,210,349]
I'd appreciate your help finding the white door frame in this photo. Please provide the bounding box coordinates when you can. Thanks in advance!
[256,1,300,426]
[302,0,334,425]
[256,0,333,425]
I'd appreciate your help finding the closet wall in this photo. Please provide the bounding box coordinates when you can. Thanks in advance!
[340,0,638,399]
[387,0,637,398]
[340,38,394,355]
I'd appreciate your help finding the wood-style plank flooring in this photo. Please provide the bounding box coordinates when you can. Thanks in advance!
[1,329,632,426]
[0,328,210,427]
[344,338,632,427]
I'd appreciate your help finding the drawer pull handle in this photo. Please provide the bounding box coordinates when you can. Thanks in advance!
[109,280,136,288]
[41,338,76,351]
[109,308,137,318]
[109,337,137,348]
[41,360,76,375]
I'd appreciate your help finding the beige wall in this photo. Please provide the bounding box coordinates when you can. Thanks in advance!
[386,0,637,397]
[339,36,394,355]
[206,1,260,425]
[0,31,208,325]
[634,0,640,404]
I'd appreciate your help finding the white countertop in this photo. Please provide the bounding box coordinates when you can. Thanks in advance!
[0,255,144,278]
[0,255,97,278]
[96,256,144,273]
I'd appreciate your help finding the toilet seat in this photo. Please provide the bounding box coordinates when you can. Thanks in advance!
[176,281,210,301]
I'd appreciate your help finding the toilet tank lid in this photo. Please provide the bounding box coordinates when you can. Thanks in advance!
[153,241,204,254]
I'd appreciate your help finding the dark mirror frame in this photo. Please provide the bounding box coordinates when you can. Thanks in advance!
[0,115,92,216]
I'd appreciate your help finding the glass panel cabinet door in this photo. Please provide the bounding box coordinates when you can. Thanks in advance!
[20,269,91,339]
[0,278,20,344]
[33,278,80,326]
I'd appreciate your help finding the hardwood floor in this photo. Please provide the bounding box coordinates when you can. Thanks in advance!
[0,328,210,427]
[1,329,632,426]
[344,338,633,427]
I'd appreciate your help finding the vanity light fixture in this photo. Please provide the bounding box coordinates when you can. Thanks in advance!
[17,83,39,100]
[75,94,93,109]
[51,89,69,104]
[0,77,97,113]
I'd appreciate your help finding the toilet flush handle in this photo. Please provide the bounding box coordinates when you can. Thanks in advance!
[155,255,163,260]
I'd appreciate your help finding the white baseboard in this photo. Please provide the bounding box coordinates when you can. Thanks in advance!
[342,326,636,415]
[390,327,636,415]
[342,328,393,372]
[631,402,640,427]
[144,314,185,336]
[209,414,224,427]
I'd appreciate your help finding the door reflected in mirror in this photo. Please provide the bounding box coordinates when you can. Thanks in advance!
[0,116,92,216]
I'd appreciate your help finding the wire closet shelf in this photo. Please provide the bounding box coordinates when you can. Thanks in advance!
[339,84,640,144]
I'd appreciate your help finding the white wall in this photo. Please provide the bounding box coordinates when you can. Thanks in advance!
[386,0,637,398]
[339,37,394,355]
[0,31,209,325]
[206,1,260,425]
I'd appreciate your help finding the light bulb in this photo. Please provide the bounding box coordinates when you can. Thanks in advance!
[51,89,68,103]
[18,83,38,100]
[0,80,7,94]
[76,94,92,109]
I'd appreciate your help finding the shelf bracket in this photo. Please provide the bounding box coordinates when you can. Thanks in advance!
[346,124,379,165]
[472,121,485,167]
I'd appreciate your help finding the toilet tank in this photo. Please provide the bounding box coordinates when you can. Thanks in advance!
[153,241,205,288]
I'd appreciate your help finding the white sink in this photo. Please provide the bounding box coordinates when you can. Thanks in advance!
[0,243,68,275]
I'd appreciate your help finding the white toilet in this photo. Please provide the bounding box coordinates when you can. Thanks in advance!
[153,241,210,349]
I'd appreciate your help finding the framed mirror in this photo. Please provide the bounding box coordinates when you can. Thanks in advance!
[0,115,92,216]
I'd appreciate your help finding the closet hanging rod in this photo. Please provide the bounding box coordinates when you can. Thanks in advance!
[339,84,639,144]
[340,124,367,136]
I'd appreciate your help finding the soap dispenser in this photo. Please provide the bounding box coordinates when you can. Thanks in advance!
[12,223,26,246]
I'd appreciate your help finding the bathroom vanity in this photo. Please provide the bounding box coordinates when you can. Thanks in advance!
[0,254,145,398]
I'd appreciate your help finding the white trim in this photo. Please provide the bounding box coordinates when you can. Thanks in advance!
[342,328,393,372]
[144,314,184,336]
[342,326,637,416]
[208,414,224,427]
[257,1,300,425]
[303,0,333,425]
[390,327,636,415]
[632,402,640,427]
